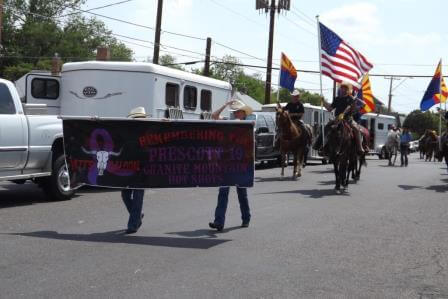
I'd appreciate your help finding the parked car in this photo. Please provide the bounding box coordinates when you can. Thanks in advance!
[246,112,280,163]
[409,140,419,152]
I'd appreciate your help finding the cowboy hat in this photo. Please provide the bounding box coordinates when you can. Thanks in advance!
[339,81,353,92]
[229,100,253,116]
[128,106,147,118]
[291,89,301,97]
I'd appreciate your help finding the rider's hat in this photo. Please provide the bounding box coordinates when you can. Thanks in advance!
[230,100,253,116]
[128,106,147,119]
[340,81,353,93]
[291,89,301,97]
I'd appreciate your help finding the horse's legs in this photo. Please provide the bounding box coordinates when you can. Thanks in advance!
[292,152,298,179]
[333,161,340,191]
[280,152,285,176]
[392,147,398,166]
[296,148,304,178]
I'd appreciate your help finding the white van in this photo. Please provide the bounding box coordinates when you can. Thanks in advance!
[359,113,397,158]
[16,61,233,119]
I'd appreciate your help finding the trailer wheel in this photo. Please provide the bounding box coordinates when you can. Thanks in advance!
[42,155,74,201]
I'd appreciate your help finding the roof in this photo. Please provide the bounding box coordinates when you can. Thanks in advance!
[234,92,263,111]
[61,61,232,90]
[362,112,396,120]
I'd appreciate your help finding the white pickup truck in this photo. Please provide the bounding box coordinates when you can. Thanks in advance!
[0,78,74,200]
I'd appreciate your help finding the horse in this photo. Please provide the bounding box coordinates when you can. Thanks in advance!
[418,135,426,159]
[349,126,369,181]
[325,119,356,193]
[424,130,439,162]
[275,105,311,179]
[385,130,400,166]
[440,132,448,171]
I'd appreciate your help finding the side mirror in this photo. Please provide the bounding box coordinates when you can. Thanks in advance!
[257,127,269,134]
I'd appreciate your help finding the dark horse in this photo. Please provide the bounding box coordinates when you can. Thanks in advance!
[349,126,369,181]
[326,119,356,193]
[439,132,448,171]
[276,105,312,179]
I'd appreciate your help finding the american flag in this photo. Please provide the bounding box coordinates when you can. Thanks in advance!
[319,22,373,89]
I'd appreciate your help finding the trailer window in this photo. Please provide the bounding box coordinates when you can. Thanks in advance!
[378,123,384,130]
[0,83,16,114]
[200,90,212,111]
[31,78,59,100]
[183,86,197,110]
[165,83,179,107]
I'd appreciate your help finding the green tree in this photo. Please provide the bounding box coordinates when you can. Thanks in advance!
[403,110,440,136]
[272,88,324,105]
[159,54,185,70]
[210,55,243,85]
[1,0,133,79]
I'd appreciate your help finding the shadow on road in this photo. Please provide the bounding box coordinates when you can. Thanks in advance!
[166,226,244,238]
[0,183,117,209]
[255,176,298,182]
[398,184,447,193]
[259,188,349,199]
[7,230,230,249]
[308,169,334,174]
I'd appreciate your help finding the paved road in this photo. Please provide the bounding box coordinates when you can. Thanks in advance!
[1,153,447,298]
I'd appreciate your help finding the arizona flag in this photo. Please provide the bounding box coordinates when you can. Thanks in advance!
[279,52,297,92]
[358,74,375,114]
[420,60,446,111]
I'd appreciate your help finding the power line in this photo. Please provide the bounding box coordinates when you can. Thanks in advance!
[60,0,135,18]
[282,15,317,37]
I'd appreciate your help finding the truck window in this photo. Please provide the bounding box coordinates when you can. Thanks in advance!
[0,83,16,114]
[200,90,212,111]
[183,85,197,110]
[256,115,267,129]
[31,78,59,100]
[378,123,384,130]
[165,83,179,107]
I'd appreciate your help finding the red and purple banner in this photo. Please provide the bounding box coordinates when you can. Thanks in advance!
[63,119,254,189]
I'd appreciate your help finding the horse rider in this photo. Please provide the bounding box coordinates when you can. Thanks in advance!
[312,81,365,155]
[283,89,312,163]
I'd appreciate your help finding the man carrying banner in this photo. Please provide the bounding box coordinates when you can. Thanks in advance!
[209,100,253,232]
[313,82,365,155]
[121,107,147,234]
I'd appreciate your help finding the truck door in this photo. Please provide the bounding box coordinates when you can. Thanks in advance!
[255,115,270,158]
[0,82,27,169]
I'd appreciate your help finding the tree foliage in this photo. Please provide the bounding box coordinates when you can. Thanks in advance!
[403,110,442,136]
[1,0,133,80]
[159,54,185,71]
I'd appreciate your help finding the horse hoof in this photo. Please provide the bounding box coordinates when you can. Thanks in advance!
[335,189,342,194]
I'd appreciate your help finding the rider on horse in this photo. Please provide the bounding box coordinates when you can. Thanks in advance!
[313,81,365,155]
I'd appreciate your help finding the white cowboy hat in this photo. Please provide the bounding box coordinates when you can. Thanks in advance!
[339,81,353,92]
[230,100,253,116]
[128,106,147,118]
[291,89,301,97]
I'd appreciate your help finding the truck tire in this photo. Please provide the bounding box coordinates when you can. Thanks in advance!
[42,155,74,201]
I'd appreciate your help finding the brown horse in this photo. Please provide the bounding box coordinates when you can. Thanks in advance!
[425,130,439,161]
[276,105,311,179]
[440,132,448,171]
[325,119,356,193]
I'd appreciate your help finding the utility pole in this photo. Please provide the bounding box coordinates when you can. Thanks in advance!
[256,0,290,105]
[385,76,400,113]
[153,0,163,64]
[203,37,212,77]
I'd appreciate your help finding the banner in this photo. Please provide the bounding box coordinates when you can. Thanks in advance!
[63,119,254,189]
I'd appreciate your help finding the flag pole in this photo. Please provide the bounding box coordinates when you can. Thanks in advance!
[277,52,282,103]
[316,15,325,147]
[439,59,443,140]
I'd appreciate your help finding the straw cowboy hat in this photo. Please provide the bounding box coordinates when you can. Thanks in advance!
[230,100,253,116]
[339,81,353,93]
[291,89,301,97]
[128,106,147,118]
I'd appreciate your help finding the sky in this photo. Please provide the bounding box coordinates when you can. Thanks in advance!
[83,0,448,114]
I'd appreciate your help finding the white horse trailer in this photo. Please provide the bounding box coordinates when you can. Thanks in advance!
[60,62,232,119]
[261,102,331,162]
[359,113,397,158]
[15,62,233,119]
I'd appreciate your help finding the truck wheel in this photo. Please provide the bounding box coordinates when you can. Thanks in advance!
[42,155,74,201]
[322,159,328,165]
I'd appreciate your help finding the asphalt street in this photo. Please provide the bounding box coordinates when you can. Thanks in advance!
[1,153,447,298]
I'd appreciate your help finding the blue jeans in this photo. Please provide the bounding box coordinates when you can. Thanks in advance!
[214,187,251,227]
[121,189,144,230]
